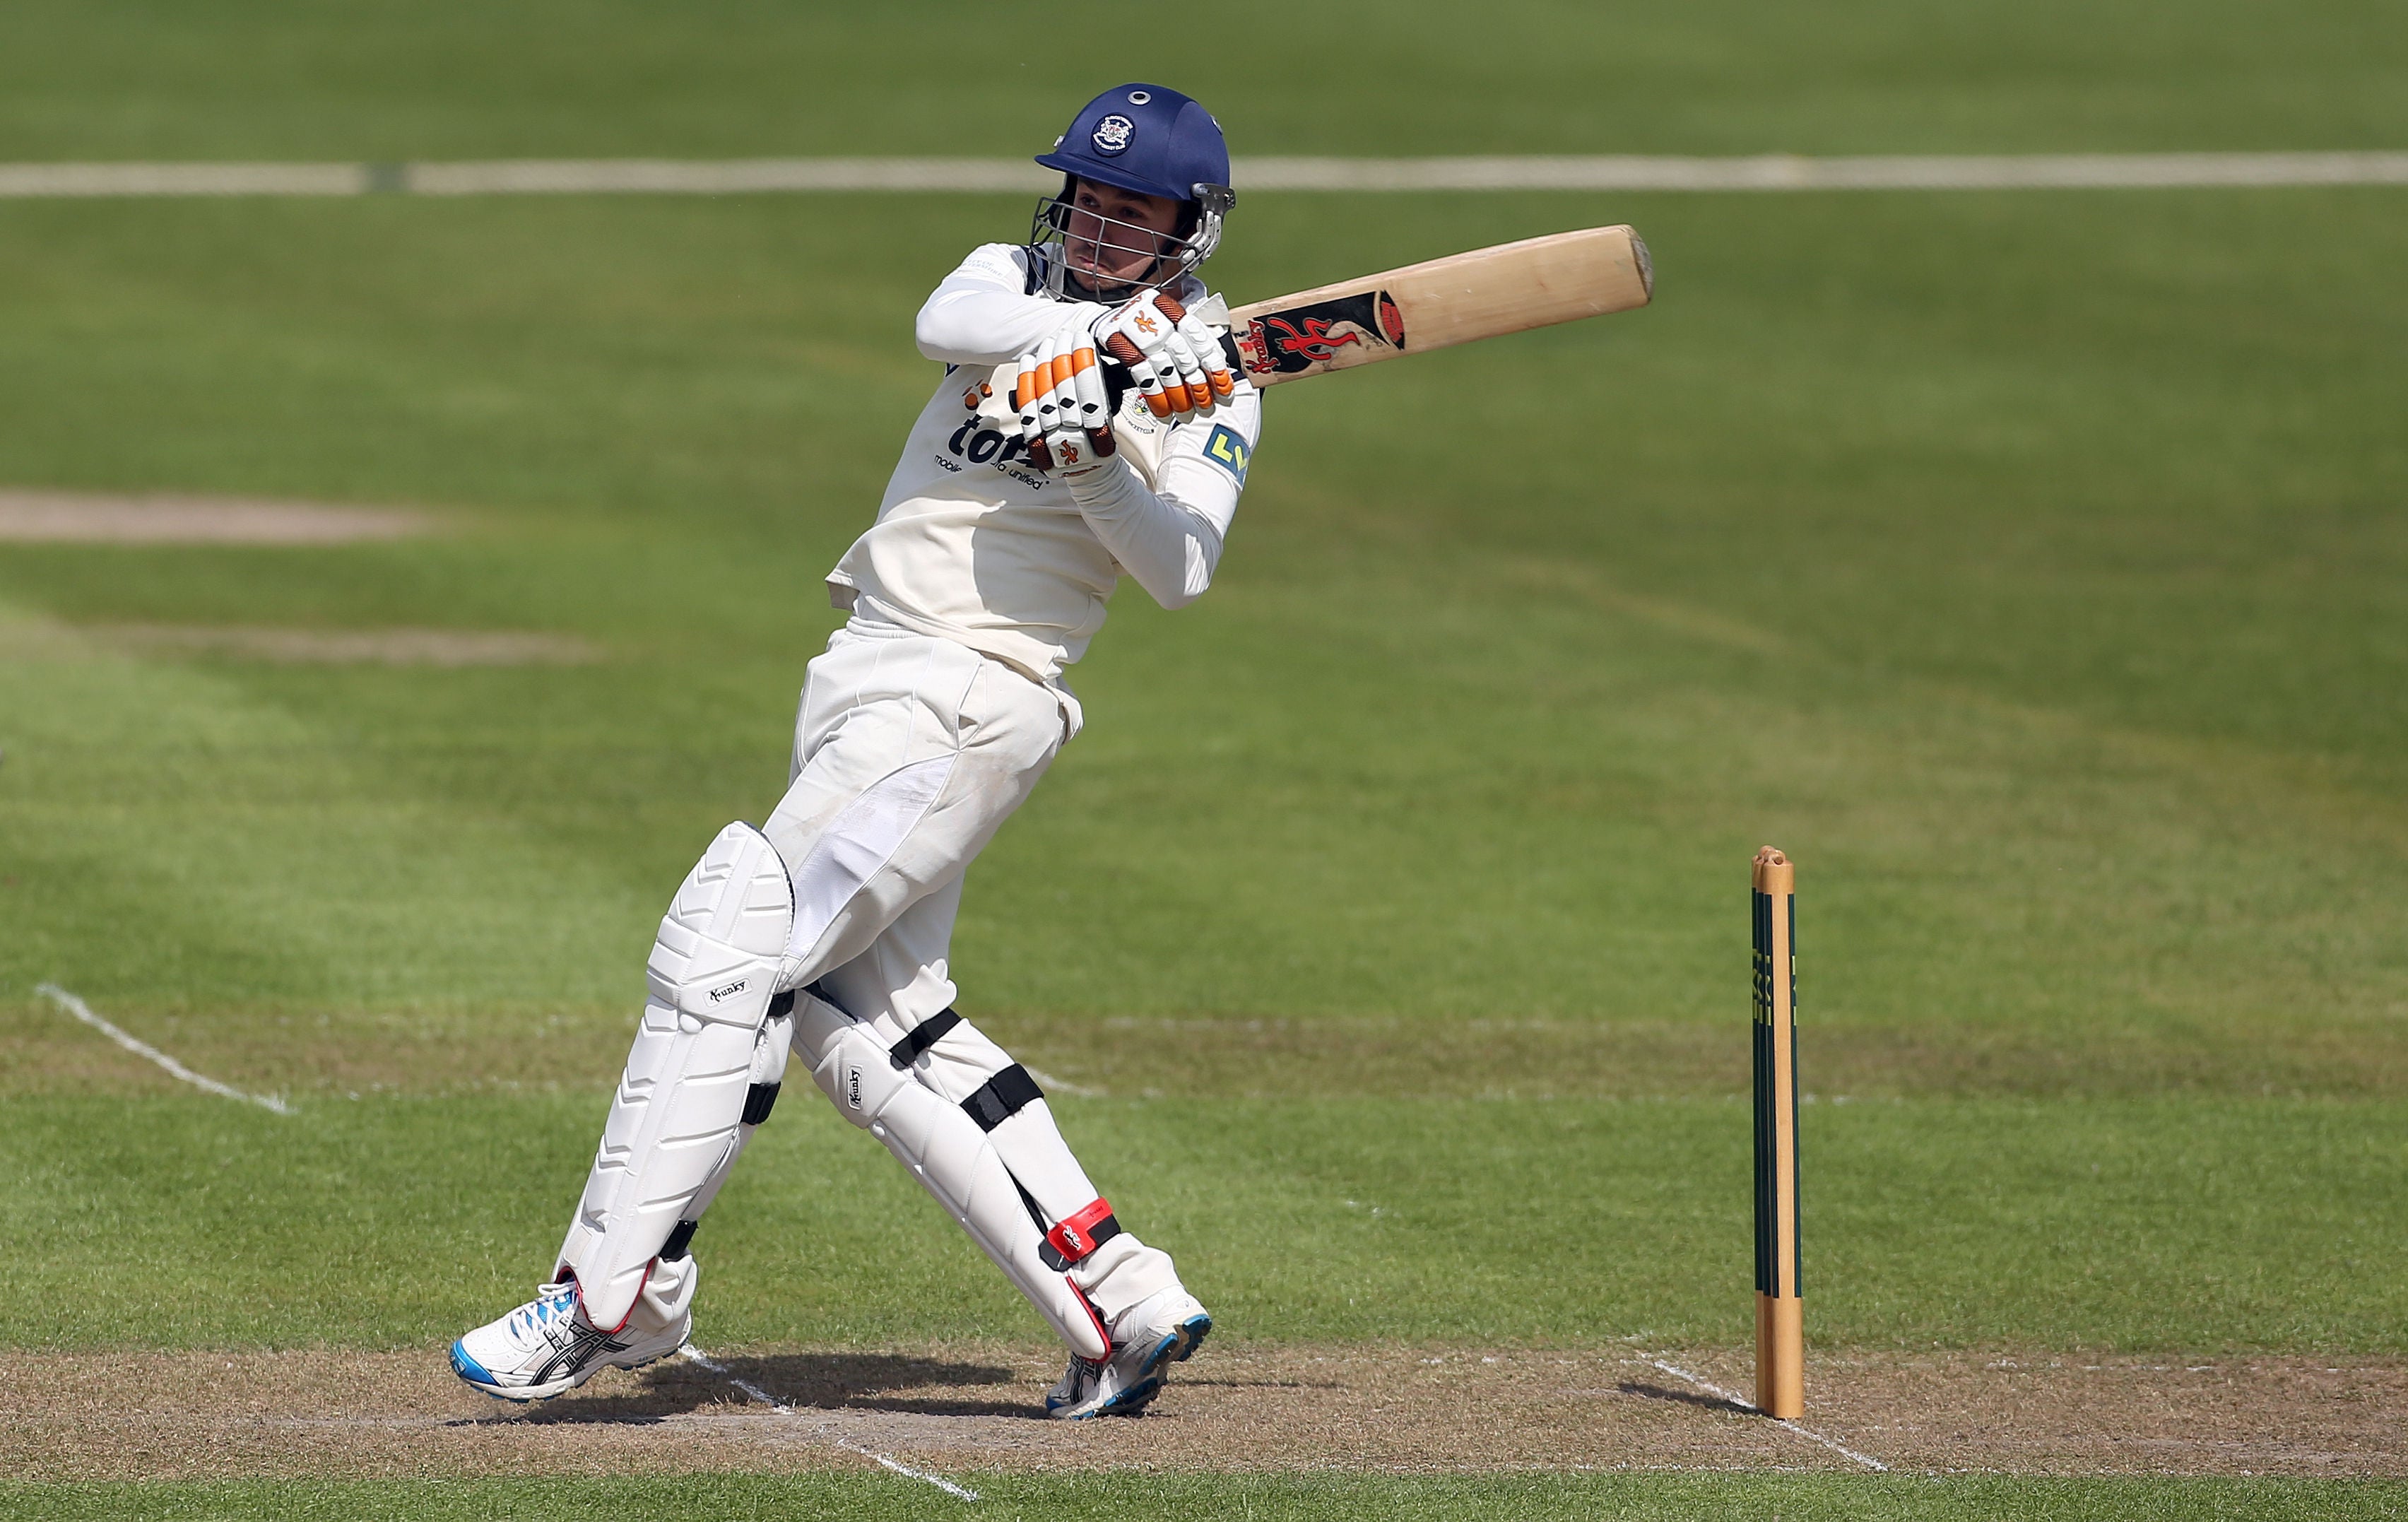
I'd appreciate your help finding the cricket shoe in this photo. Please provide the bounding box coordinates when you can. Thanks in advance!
[1045,1287,1212,1420]
[449,1272,690,1402]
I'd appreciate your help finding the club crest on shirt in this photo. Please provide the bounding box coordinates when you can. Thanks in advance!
[1092,114,1135,155]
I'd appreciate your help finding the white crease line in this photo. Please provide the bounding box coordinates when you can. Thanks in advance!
[1022,1066,1105,1098]
[677,1343,790,1410]
[35,983,291,1114]
[1239,151,2408,191]
[830,1437,983,1500]
[1640,1356,1889,1472]
[679,1343,980,1502]
[1,153,2405,198]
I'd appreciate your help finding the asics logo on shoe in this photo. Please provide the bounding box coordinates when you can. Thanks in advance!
[530,1324,627,1387]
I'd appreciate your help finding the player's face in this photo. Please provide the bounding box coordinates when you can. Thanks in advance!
[1063,179,1183,290]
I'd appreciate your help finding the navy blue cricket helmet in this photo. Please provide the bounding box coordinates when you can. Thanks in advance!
[1037,83,1230,206]
[1029,84,1235,299]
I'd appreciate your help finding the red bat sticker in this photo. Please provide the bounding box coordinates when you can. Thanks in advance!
[1234,290,1406,376]
[1263,315,1363,362]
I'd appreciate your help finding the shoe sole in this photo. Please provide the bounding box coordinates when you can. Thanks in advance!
[450,1333,686,1403]
[1160,1311,1212,1370]
[1067,1311,1214,1420]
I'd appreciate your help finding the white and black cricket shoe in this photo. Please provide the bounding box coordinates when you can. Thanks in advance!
[1045,1287,1212,1420]
[449,1280,689,1402]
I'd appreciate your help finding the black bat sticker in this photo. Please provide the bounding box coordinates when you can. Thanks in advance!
[1232,290,1406,377]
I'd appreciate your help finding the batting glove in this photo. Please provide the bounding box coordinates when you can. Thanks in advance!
[1014,317,1116,477]
[1096,290,1234,420]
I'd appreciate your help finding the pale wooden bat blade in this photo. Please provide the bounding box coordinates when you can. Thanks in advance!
[1227,224,1652,386]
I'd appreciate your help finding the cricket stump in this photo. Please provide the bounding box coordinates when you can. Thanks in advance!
[1752,846,1804,1418]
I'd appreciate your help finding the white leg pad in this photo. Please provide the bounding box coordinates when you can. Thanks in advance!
[557,822,796,1332]
[678,1001,793,1227]
[792,993,1109,1359]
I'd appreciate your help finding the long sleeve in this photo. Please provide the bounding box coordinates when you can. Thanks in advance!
[1064,384,1261,610]
[1065,467,1225,610]
[915,244,1104,365]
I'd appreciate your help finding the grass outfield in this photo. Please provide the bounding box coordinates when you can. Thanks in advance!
[2,0,2405,1514]
[4,189,2402,1090]
[3,0,2406,160]
[6,1092,2403,1352]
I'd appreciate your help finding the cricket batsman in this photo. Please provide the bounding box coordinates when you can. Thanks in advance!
[451,84,1256,1420]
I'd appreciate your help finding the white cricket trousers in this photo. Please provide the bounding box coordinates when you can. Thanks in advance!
[763,616,1179,1330]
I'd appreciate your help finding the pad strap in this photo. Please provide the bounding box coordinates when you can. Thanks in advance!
[659,1220,698,1261]
[887,1008,963,1070]
[1044,1197,1121,1265]
[740,1082,781,1126]
[962,1063,1044,1131]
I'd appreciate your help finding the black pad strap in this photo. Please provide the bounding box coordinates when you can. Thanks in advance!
[660,1220,698,1262]
[888,1008,963,1070]
[962,1063,1044,1131]
[741,1081,781,1126]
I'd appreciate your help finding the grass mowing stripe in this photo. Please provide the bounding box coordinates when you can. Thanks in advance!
[1,1092,2399,1353]
[4,1475,2405,1521]
[5,0,2408,161]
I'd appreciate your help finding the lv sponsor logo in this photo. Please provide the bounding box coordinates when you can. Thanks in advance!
[1203,424,1251,483]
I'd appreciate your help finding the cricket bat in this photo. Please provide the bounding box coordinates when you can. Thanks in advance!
[1218,223,1652,387]
[976,224,1651,433]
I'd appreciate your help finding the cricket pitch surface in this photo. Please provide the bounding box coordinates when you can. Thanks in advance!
[5,1345,2397,1481]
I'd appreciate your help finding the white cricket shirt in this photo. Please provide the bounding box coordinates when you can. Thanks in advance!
[829,244,1261,688]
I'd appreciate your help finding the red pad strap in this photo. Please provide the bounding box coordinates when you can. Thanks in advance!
[1045,1198,1119,1264]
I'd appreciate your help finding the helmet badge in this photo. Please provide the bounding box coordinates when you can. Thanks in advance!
[1092,114,1135,155]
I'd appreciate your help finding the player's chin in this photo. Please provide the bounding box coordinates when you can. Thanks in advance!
[1064,261,1158,303]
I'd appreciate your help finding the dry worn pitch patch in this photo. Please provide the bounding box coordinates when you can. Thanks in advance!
[2,1346,2398,1481]
[0,623,599,666]
[0,490,429,544]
